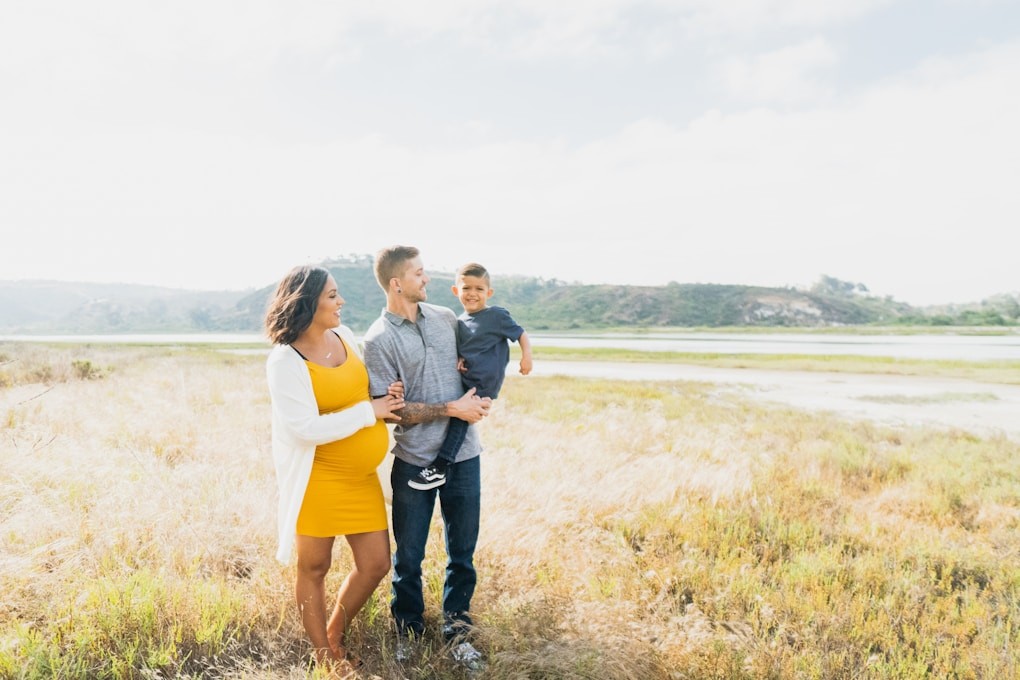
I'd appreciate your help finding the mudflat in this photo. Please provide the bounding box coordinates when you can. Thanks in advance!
[535,360,1020,441]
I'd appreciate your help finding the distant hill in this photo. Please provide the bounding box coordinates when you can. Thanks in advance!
[0,281,251,334]
[1,256,1016,334]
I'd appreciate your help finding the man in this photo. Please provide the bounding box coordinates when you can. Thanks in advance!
[362,245,491,670]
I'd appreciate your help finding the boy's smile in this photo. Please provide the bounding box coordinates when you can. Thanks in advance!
[453,275,493,314]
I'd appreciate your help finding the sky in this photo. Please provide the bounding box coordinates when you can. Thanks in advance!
[1,0,1018,307]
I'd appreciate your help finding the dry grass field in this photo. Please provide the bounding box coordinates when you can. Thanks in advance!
[1,342,1018,679]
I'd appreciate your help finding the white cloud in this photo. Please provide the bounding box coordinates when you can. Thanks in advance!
[0,2,353,69]
[667,0,895,39]
[2,3,1018,307]
[0,0,900,71]
[6,40,1019,303]
[720,37,839,104]
[436,0,897,59]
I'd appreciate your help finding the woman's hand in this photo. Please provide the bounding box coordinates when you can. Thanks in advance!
[387,380,404,398]
[372,393,404,421]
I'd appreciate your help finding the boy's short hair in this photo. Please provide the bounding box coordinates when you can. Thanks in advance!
[457,262,490,285]
[374,245,420,290]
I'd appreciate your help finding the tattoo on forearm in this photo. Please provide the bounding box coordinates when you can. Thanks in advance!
[394,402,446,425]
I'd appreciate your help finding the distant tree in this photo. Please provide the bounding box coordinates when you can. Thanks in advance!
[811,275,868,297]
[987,295,1020,321]
[189,307,214,330]
[1004,298,1020,321]
[959,310,1006,326]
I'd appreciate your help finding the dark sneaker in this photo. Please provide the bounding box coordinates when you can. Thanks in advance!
[442,613,473,643]
[408,465,446,490]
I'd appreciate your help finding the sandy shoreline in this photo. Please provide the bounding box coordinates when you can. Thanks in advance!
[532,360,1020,441]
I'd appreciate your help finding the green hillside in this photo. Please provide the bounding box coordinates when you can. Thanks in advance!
[230,259,912,332]
[1,256,1017,334]
[0,281,249,334]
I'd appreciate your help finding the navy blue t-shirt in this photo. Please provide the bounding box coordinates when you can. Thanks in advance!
[457,306,525,399]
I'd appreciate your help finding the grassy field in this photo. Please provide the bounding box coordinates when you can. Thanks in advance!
[531,326,1020,337]
[524,346,1020,386]
[1,342,1018,679]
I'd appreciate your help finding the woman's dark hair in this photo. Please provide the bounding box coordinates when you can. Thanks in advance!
[264,265,330,345]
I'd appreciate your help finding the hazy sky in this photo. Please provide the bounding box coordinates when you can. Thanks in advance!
[2,0,1018,306]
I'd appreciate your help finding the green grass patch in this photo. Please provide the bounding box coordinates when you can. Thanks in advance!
[523,345,1020,384]
[0,569,255,679]
[3,345,1019,678]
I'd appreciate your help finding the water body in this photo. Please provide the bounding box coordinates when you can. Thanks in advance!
[533,332,1020,361]
[534,360,1020,441]
[2,332,1019,361]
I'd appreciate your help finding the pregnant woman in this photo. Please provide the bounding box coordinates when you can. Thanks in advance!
[264,264,404,671]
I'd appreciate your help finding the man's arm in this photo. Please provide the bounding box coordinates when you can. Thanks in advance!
[396,387,491,425]
[362,328,400,397]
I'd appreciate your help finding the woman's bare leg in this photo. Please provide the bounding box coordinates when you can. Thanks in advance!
[326,529,392,653]
[295,534,343,664]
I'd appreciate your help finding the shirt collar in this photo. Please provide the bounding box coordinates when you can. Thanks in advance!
[383,303,426,326]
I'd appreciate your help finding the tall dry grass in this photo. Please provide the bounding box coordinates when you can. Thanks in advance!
[1,342,1018,679]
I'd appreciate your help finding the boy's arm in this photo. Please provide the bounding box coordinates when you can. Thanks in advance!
[517,330,533,375]
[496,307,531,375]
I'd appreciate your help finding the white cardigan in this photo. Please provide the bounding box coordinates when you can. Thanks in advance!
[265,325,377,564]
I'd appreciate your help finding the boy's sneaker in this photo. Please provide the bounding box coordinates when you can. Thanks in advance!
[450,641,486,673]
[408,465,446,490]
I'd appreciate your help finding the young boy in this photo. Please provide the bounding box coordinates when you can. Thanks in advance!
[408,262,532,490]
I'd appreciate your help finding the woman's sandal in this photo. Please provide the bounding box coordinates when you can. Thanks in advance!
[334,603,363,669]
[319,656,359,679]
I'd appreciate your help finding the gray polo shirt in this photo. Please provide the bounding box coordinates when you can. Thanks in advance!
[363,302,481,467]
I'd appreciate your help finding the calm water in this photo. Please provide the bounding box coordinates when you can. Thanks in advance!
[531,332,1020,361]
[3,332,1019,361]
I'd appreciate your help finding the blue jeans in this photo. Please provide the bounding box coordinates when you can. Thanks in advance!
[390,455,480,638]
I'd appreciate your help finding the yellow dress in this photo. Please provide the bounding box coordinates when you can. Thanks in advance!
[296,339,390,536]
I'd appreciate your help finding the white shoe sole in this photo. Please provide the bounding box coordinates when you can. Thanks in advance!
[407,478,447,490]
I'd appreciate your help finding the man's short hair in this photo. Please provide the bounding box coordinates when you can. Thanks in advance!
[457,262,490,284]
[374,245,420,291]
